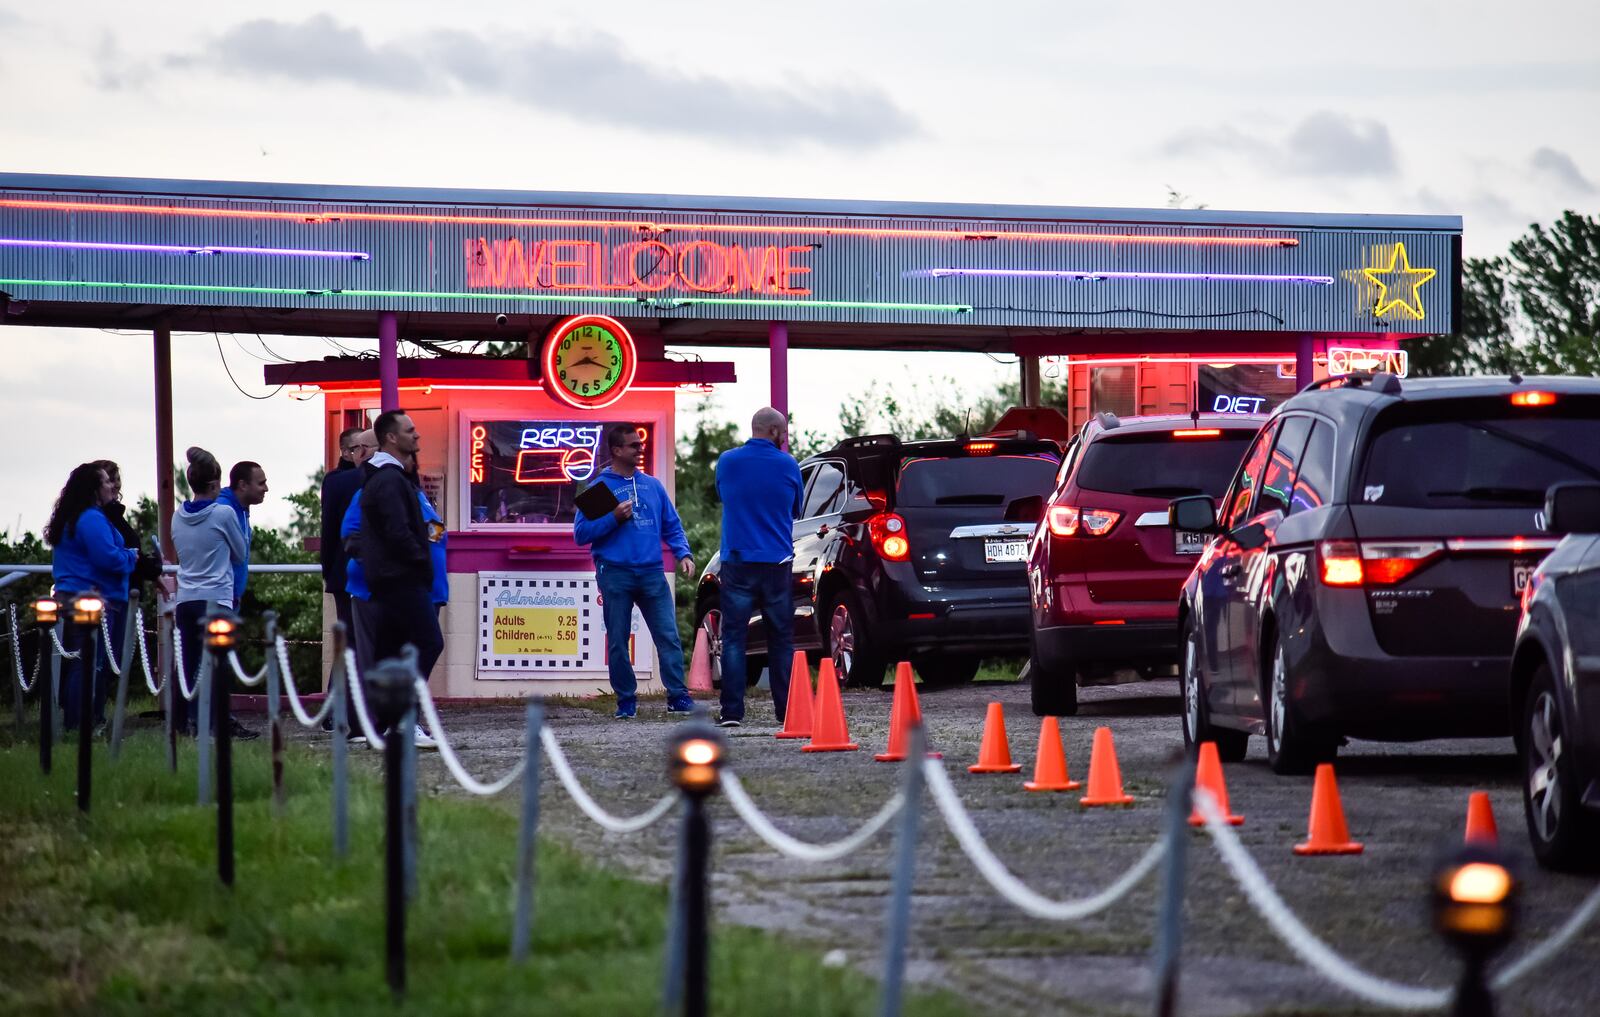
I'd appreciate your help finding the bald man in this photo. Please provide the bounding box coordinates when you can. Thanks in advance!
[321,426,377,647]
[712,407,805,727]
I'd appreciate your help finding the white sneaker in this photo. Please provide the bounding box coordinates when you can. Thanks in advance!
[347,734,367,747]
[413,728,438,750]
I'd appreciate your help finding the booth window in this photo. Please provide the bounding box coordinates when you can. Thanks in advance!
[1090,366,1135,418]
[467,418,655,527]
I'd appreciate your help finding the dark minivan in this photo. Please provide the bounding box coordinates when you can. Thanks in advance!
[695,432,1060,687]
[1170,374,1600,774]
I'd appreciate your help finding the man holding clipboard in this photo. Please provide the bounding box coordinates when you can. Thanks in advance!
[574,424,696,719]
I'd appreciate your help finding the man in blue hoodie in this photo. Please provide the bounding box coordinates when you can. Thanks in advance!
[574,424,695,719]
[218,461,269,605]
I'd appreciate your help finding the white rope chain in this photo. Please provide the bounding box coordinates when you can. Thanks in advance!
[97,608,161,693]
[8,604,40,693]
[540,727,676,834]
[922,759,1166,921]
[172,626,203,702]
[343,647,387,748]
[413,679,526,795]
[49,627,81,661]
[1490,879,1600,989]
[1195,790,1450,1010]
[275,636,337,728]
[721,771,903,862]
[226,649,270,687]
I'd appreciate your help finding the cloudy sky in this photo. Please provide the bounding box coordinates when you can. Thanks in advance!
[2,0,1596,532]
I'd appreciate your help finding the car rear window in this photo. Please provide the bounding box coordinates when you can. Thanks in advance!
[896,454,1059,507]
[1361,401,1600,508]
[1075,432,1255,498]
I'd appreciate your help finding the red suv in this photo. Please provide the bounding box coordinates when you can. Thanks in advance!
[1025,413,1263,715]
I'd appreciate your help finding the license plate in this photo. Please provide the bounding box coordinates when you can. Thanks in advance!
[1512,559,1538,595]
[984,538,1029,563]
[1174,530,1207,555]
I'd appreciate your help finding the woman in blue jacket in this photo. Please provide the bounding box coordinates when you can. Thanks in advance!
[46,462,138,735]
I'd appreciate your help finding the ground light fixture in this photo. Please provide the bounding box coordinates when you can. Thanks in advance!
[1432,845,1518,1017]
[205,611,240,650]
[33,596,59,626]
[669,720,727,796]
[71,593,104,627]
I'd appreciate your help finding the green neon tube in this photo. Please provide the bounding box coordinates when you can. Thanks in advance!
[0,278,972,314]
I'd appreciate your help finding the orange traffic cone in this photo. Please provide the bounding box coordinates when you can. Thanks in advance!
[874,662,941,761]
[1023,716,1080,792]
[968,702,1024,773]
[1293,763,1363,855]
[802,658,859,753]
[1188,741,1243,826]
[1078,726,1135,806]
[687,628,713,694]
[1464,791,1499,845]
[775,651,815,740]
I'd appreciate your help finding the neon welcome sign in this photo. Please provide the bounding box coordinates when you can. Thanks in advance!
[464,237,814,295]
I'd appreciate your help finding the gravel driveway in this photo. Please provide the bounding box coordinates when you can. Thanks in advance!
[378,674,1599,1017]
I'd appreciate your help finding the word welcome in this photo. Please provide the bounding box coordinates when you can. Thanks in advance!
[464,237,814,295]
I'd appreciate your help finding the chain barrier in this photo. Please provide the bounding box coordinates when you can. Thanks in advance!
[343,647,387,748]
[721,771,903,862]
[1490,879,1600,990]
[274,635,338,728]
[540,727,677,834]
[413,679,526,796]
[98,608,162,694]
[172,626,204,702]
[226,649,271,688]
[49,626,80,661]
[8,604,41,694]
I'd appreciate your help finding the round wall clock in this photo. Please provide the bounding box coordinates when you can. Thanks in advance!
[541,314,638,410]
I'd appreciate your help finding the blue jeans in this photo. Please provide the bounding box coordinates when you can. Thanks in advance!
[59,597,125,733]
[595,560,687,711]
[718,560,793,723]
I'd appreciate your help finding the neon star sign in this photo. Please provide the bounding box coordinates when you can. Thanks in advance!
[1362,242,1436,320]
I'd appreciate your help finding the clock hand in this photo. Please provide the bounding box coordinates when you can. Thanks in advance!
[570,355,605,368]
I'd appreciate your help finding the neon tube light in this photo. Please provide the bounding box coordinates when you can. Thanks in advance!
[0,237,370,260]
[0,277,972,314]
[1060,355,1296,366]
[0,198,1300,247]
[909,268,1333,285]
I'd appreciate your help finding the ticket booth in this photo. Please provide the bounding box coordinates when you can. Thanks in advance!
[274,315,734,699]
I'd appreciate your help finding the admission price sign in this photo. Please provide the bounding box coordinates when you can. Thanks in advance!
[477,572,655,678]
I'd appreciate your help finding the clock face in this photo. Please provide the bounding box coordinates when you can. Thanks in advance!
[543,315,637,409]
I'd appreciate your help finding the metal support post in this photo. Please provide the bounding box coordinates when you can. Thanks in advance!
[162,614,177,773]
[768,321,789,449]
[878,726,926,1017]
[196,643,212,806]
[330,624,349,860]
[207,611,238,888]
[378,311,400,414]
[402,699,418,902]
[1295,333,1316,392]
[510,702,545,963]
[665,719,724,1017]
[1020,355,1042,407]
[1153,755,1196,1017]
[50,621,63,740]
[38,620,54,775]
[76,608,99,814]
[364,656,419,999]
[265,613,285,816]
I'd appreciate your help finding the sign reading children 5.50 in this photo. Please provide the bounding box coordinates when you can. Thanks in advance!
[542,314,638,410]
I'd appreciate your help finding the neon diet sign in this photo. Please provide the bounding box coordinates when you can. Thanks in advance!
[1212,394,1268,414]
[464,237,814,296]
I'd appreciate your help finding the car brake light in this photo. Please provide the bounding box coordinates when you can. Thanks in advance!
[1172,428,1223,438]
[1360,541,1444,584]
[966,441,997,455]
[1318,541,1364,586]
[867,512,911,561]
[1510,390,1557,407]
[1046,505,1121,537]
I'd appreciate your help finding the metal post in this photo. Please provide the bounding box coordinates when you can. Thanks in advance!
[266,613,285,816]
[1295,333,1316,393]
[378,311,400,414]
[682,788,710,1017]
[661,800,690,1013]
[38,621,53,775]
[1153,755,1196,1017]
[364,657,419,999]
[879,726,926,1017]
[402,699,418,902]
[77,611,98,814]
[162,615,177,773]
[510,702,545,963]
[153,327,176,562]
[110,606,135,758]
[50,621,63,739]
[1020,356,1042,407]
[768,321,789,450]
[212,629,235,887]
[196,646,212,806]
[1454,961,1494,1017]
[330,624,349,860]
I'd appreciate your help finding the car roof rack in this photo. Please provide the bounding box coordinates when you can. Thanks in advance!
[1299,370,1402,396]
[1093,411,1121,430]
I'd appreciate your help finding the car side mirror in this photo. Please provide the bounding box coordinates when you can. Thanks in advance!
[1005,495,1044,523]
[1169,495,1219,534]
[1544,482,1600,535]
[1228,522,1269,551]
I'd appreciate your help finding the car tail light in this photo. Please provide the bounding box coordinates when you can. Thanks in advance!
[1172,428,1223,438]
[1360,541,1444,584]
[1046,505,1122,537]
[868,512,910,561]
[966,441,997,455]
[1510,390,1557,407]
[1317,541,1364,586]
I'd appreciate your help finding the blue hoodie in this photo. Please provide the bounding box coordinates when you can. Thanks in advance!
[573,468,691,568]
[51,505,138,602]
[217,487,252,603]
[343,488,449,605]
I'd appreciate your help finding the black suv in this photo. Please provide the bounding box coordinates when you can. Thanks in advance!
[1510,482,1600,870]
[695,433,1061,687]
[1169,374,1600,774]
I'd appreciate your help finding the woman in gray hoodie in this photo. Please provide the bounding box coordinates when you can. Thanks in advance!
[172,447,249,737]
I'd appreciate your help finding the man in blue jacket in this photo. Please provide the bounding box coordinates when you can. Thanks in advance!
[713,407,804,727]
[218,461,269,605]
[574,424,695,719]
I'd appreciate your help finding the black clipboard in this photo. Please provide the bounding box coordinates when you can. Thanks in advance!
[575,480,620,520]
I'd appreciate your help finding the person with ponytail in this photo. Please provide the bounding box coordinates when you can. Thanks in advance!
[47,462,138,734]
[171,447,256,739]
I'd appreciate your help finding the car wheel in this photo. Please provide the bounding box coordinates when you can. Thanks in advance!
[1028,628,1078,717]
[826,590,886,687]
[913,654,980,688]
[1522,665,1600,870]
[1181,617,1247,763]
[698,601,764,689]
[1264,635,1334,776]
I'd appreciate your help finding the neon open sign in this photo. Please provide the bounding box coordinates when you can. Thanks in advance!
[464,237,814,295]
[1328,347,1409,378]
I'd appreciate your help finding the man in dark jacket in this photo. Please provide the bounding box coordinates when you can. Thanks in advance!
[360,410,444,680]
[321,428,375,642]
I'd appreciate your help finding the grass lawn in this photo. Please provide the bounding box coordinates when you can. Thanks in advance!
[0,719,972,1017]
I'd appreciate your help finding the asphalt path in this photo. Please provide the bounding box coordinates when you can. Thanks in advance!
[378,675,1599,1017]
